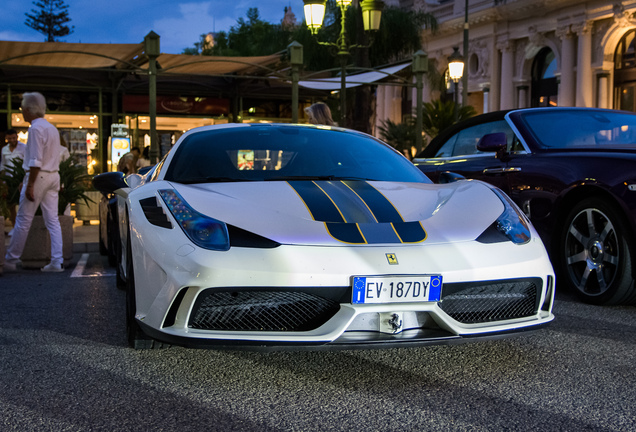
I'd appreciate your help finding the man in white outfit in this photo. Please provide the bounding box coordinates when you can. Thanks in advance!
[5,92,64,272]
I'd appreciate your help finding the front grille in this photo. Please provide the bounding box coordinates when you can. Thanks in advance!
[189,290,340,332]
[439,279,540,324]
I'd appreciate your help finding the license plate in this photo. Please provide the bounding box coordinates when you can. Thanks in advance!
[352,275,442,304]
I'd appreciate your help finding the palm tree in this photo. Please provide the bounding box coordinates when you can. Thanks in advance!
[422,100,477,139]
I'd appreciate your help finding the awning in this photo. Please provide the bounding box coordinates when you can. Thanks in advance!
[150,53,283,76]
[0,40,145,69]
[0,41,283,76]
[299,62,411,90]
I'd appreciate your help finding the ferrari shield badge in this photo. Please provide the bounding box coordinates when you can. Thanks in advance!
[386,253,398,265]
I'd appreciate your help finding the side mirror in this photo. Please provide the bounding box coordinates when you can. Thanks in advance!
[477,132,507,153]
[93,172,127,196]
[438,171,466,183]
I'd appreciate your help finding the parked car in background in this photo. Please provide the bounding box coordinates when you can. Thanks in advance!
[93,123,554,350]
[414,107,636,305]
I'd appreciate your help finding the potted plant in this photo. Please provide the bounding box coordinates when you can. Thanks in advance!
[0,156,93,268]
[0,180,8,273]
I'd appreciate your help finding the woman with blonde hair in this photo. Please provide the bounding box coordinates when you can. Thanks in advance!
[304,102,335,126]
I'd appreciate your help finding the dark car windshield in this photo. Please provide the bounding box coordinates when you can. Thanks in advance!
[519,109,636,150]
[164,125,430,184]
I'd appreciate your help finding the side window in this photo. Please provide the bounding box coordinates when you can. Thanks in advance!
[434,134,458,157]
[435,120,516,157]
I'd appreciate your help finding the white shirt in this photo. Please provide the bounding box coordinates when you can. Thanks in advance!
[0,141,26,174]
[23,117,61,172]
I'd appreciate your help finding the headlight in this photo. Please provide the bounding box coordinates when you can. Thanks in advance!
[158,189,230,251]
[490,187,531,244]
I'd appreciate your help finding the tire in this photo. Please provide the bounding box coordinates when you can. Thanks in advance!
[125,218,169,349]
[559,198,636,305]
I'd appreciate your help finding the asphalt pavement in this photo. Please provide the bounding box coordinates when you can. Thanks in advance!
[1,219,635,431]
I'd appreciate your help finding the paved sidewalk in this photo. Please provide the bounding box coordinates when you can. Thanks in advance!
[3,218,99,254]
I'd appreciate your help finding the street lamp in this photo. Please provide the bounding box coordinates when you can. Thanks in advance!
[412,50,428,153]
[302,0,384,127]
[448,46,464,121]
[144,31,160,163]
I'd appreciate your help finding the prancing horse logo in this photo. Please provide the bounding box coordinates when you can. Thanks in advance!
[386,253,398,265]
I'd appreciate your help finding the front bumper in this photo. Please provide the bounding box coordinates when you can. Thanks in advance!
[131,225,555,349]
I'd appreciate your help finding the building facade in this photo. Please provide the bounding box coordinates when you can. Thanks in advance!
[378,0,636,130]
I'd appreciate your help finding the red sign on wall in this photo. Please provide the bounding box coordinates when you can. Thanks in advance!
[123,95,230,115]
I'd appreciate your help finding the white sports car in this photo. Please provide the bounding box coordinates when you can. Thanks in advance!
[93,123,555,350]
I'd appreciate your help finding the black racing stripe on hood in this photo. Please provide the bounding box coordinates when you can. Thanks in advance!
[326,222,366,244]
[288,180,427,245]
[393,221,427,243]
[288,181,345,222]
[342,180,403,223]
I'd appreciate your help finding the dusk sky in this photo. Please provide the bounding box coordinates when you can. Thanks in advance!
[2,1,302,54]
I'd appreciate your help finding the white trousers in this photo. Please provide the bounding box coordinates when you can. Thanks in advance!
[5,171,63,265]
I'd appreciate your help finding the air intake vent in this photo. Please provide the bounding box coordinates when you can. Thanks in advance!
[439,279,540,324]
[190,290,340,331]
[140,197,172,228]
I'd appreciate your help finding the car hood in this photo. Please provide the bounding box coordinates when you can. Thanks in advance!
[159,180,504,246]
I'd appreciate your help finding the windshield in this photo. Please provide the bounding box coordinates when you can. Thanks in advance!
[519,109,636,149]
[164,125,430,184]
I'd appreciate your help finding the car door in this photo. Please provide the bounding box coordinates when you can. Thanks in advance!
[416,119,516,192]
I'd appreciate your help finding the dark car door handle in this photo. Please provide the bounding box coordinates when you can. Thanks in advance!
[483,167,522,174]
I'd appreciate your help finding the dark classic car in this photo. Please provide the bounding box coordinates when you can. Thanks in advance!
[413,107,636,305]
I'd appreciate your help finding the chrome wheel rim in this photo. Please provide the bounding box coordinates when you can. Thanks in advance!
[565,208,620,297]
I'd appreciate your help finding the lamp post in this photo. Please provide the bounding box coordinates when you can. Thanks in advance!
[448,46,464,122]
[303,0,384,128]
[144,31,160,163]
[288,41,304,123]
[412,50,427,153]
[462,0,469,111]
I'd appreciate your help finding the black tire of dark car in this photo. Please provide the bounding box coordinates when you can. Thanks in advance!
[559,197,636,305]
[125,215,169,349]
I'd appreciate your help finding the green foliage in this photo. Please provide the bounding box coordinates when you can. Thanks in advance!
[25,0,74,42]
[0,181,8,219]
[58,156,94,215]
[368,7,437,65]
[184,8,292,57]
[0,155,93,216]
[0,157,25,208]
[421,100,477,139]
[182,4,436,69]
[378,118,416,155]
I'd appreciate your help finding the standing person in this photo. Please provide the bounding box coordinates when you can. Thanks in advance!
[117,146,140,174]
[304,102,336,126]
[58,131,70,163]
[0,128,26,231]
[4,92,64,272]
[136,146,150,170]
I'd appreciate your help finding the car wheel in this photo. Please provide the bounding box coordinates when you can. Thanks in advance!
[125,220,169,349]
[559,198,636,305]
